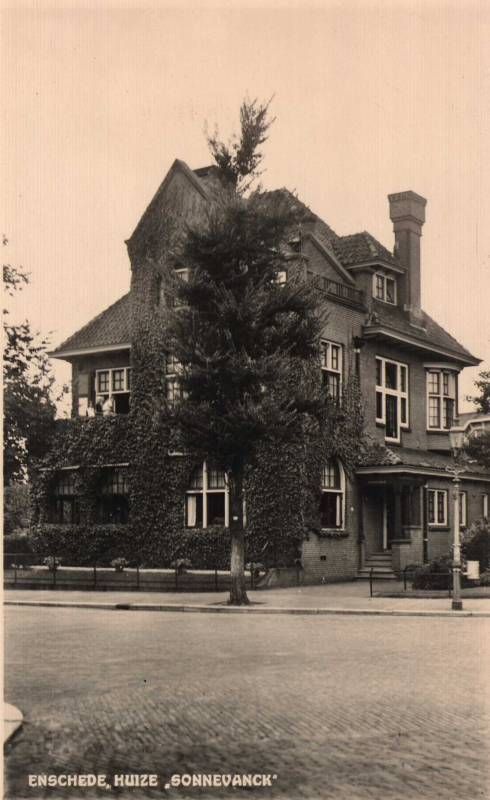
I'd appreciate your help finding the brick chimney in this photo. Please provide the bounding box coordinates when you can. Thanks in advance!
[388,191,427,322]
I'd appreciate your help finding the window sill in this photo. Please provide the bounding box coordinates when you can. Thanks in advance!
[318,529,349,539]
[426,429,451,435]
[428,526,450,531]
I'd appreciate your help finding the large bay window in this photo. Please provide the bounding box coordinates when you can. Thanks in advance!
[375,357,409,442]
[426,370,456,430]
[95,367,131,414]
[373,272,396,304]
[428,489,447,526]
[320,340,342,401]
[185,462,229,528]
[320,459,345,529]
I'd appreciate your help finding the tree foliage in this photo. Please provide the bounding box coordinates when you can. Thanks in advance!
[206,97,275,193]
[163,115,329,603]
[463,370,490,469]
[164,194,326,476]
[464,430,490,470]
[3,238,60,482]
[469,370,490,414]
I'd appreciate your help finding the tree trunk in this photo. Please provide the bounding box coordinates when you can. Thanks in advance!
[228,469,249,606]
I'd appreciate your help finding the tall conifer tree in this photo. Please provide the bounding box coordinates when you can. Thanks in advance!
[163,101,327,604]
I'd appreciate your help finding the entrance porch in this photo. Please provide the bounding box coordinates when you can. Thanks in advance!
[358,477,426,578]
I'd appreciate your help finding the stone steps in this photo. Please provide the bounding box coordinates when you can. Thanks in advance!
[357,551,398,581]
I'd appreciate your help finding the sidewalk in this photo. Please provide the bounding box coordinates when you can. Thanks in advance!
[5,581,490,617]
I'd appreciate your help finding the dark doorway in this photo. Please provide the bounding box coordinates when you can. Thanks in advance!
[385,487,396,549]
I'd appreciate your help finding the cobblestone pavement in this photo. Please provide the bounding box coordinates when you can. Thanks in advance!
[5,607,490,800]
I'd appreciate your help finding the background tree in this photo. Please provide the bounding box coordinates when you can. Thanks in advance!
[468,370,490,414]
[3,237,60,483]
[163,99,327,604]
[462,369,490,469]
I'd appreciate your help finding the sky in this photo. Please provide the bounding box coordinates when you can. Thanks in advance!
[3,1,489,412]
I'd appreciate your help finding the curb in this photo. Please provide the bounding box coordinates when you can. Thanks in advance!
[4,703,23,745]
[4,599,490,618]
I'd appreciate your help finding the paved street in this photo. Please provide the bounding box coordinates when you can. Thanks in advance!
[5,606,490,800]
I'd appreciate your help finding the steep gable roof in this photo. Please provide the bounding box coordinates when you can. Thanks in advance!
[50,293,131,358]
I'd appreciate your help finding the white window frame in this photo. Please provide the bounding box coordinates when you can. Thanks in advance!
[483,493,489,518]
[426,369,457,431]
[320,459,345,530]
[375,356,409,443]
[275,269,287,285]
[459,491,467,528]
[373,272,397,305]
[185,461,230,529]
[428,489,448,527]
[95,367,132,398]
[320,340,343,401]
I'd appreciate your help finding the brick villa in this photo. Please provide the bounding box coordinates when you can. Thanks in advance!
[46,159,490,582]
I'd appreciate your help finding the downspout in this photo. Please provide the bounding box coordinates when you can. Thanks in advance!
[422,483,429,563]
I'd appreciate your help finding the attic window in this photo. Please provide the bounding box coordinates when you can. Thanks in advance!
[373,272,396,305]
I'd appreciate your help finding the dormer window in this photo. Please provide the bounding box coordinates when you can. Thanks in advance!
[373,272,396,304]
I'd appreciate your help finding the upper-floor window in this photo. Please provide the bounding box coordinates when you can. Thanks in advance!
[426,370,456,430]
[173,268,191,309]
[95,367,131,415]
[320,459,345,529]
[376,357,409,442]
[373,272,396,304]
[275,269,288,285]
[164,353,187,408]
[185,462,229,528]
[155,274,165,307]
[320,340,342,401]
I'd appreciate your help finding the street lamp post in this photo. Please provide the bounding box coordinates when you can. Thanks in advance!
[446,424,466,611]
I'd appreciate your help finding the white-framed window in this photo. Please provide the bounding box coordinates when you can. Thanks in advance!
[275,269,288,285]
[373,272,396,304]
[428,489,448,526]
[95,367,131,414]
[185,462,229,529]
[320,459,345,529]
[483,493,489,518]
[375,356,409,442]
[320,340,343,401]
[459,491,467,528]
[426,370,456,430]
[164,353,187,408]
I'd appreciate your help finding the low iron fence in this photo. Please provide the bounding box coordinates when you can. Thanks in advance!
[3,553,243,592]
